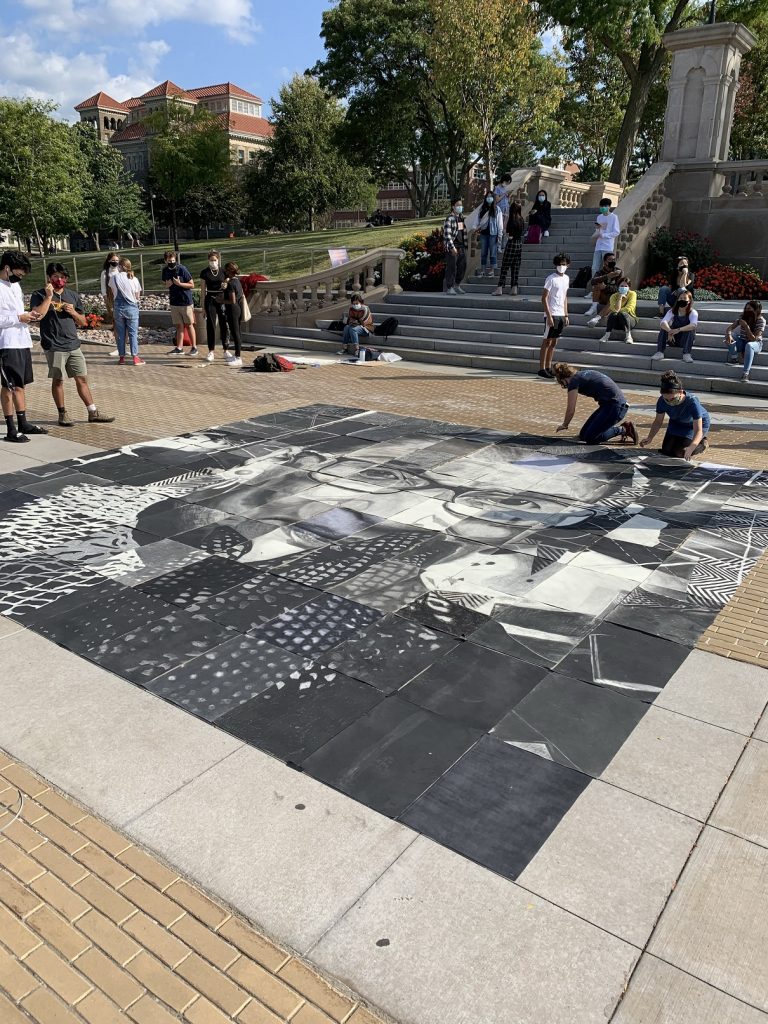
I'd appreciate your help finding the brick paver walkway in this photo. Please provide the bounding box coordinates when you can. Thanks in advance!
[0,753,385,1024]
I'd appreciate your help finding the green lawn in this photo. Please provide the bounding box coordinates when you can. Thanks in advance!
[24,219,441,296]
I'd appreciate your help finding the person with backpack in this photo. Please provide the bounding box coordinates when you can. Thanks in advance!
[493,201,525,296]
[340,293,374,358]
[640,370,710,460]
[476,191,504,278]
[725,300,765,382]
[528,190,552,243]
[539,253,570,379]
[442,199,467,295]
[553,362,638,445]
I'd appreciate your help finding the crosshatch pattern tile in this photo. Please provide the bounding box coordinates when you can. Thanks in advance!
[1,405,766,883]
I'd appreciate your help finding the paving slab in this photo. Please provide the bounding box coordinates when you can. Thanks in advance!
[311,836,638,1024]
[0,629,243,825]
[649,827,768,1012]
[612,954,768,1024]
[0,449,47,474]
[711,740,768,848]
[126,743,416,953]
[0,615,24,640]
[601,706,747,821]
[655,649,768,736]
[755,706,768,742]
[517,780,700,946]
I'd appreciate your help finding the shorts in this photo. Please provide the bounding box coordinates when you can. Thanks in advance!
[170,305,195,326]
[544,316,566,340]
[45,348,88,380]
[0,348,34,388]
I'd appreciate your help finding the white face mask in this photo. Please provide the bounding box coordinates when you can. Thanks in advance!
[555,265,568,275]
[208,260,219,270]
[618,286,629,295]
[538,194,546,202]
[352,303,363,310]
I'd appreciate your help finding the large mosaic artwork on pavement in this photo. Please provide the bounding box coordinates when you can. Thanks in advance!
[1,405,766,879]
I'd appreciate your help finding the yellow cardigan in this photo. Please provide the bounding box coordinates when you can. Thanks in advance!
[609,290,637,318]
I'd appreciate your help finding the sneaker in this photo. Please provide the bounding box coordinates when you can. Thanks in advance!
[492,287,503,296]
[624,333,635,344]
[19,422,47,435]
[4,433,30,444]
[118,356,125,365]
[88,408,116,423]
[228,357,243,367]
[188,347,198,356]
[205,352,215,362]
[455,286,467,294]
[585,304,599,317]
[598,333,610,344]
[446,287,457,295]
[58,409,73,427]
[510,286,518,296]
[169,347,183,356]
[623,420,639,445]
[545,368,556,378]
[486,269,495,278]
[651,351,664,361]
[338,349,347,356]
[587,316,601,328]
[742,372,750,381]
[133,356,145,366]
[537,369,550,379]
[224,352,235,363]
[683,353,694,363]
[543,231,549,237]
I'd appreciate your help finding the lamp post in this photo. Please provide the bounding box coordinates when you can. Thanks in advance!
[150,193,158,246]
[708,0,716,24]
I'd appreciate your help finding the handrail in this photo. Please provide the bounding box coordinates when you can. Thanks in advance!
[613,161,676,284]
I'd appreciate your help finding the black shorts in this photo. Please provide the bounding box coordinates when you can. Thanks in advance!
[0,348,34,388]
[544,317,566,340]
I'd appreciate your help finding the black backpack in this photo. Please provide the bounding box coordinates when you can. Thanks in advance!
[252,353,294,372]
[327,319,346,332]
[374,316,399,339]
[572,266,592,289]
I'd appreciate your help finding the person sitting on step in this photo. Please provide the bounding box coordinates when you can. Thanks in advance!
[725,300,765,382]
[640,370,710,461]
[658,255,695,316]
[553,362,638,445]
[340,293,374,358]
[585,252,622,320]
[598,277,637,345]
[653,291,697,363]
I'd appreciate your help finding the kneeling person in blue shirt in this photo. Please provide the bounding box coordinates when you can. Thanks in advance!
[554,363,638,445]
[641,370,710,461]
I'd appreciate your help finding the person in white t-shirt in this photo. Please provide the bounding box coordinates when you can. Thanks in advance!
[539,254,570,379]
[589,197,621,282]
[653,291,698,363]
[109,257,144,365]
[0,251,47,443]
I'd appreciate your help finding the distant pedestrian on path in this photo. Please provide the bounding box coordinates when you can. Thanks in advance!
[599,278,638,345]
[200,250,229,362]
[30,263,115,427]
[341,293,374,358]
[110,257,144,366]
[223,261,244,367]
[539,254,570,379]
[589,197,620,278]
[493,202,525,296]
[658,256,695,316]
[554,363,637,445]
[641,370,710,460]
[653,291,697,363]
[0,251,46,443]
[725,300,765,382]
[163,250,197,357]
[443,200,467,296]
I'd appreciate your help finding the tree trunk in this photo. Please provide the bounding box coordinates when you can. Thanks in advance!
[309,206,315,232]
[30,213,44,258]
[608,69,655,186]
[170,202,179,251]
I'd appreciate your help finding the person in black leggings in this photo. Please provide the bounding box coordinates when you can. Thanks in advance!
[200,250,229,363]
[223,261,243,367]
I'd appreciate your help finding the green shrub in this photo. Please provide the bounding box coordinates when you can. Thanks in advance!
[647,228,719,277]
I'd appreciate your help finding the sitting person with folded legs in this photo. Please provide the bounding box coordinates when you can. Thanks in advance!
[341,293,374,358]
[653,291,697,363]
[640,370,710,460]
[725,300,765,382]
[599,278,637,345]
[585,252,622,321]
[553,362,638,445]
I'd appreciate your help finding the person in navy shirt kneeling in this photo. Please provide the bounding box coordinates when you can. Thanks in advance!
[553,362,638,445]
[640,370,710,460]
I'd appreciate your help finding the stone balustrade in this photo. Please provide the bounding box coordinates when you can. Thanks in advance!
[558,182,591,209]
[613,162,675,285]
[718,161,768,198]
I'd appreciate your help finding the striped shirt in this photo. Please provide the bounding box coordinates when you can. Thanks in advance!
[443,214,466,252]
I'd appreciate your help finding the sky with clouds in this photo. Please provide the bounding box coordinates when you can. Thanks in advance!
[1,0,331,120]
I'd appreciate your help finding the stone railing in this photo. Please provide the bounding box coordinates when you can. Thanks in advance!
[558,181,591,208]
[613,161,676,285]
[716,160,768,198]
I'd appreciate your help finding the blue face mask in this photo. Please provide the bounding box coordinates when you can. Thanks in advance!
[454,205,463,215]
[485,196,494,205]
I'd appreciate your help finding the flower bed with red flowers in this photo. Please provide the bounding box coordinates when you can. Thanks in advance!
[84,313,104,329]
[694,264,768,300]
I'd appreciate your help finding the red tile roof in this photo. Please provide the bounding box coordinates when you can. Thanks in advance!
[74,91,129,112]
[109,122,147,143]
[124,97,144,110]
[187,82,263,103]
[223,112,273,138]
[139,80,193,101]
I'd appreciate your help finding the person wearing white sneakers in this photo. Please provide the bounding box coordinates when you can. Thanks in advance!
[476,192,504,278]
[599,278,637,345]
[223,261,244,367]
[653,291,697,364]
[442,200,467,295]
[110,258,144,366]
[200,250,229,362]
[493,202,525,296]
[589,197,621,282]
[585,253,622,320]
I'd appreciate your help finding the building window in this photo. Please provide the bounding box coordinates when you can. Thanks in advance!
[237,149,245,164]
[380,198,412,211]
[386,180,406,190]
[231,99,259,116]
[249,150,257,161]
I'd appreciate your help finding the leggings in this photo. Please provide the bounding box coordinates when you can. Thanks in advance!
[580,400,628,444]
[224,303,242,358]
[497,237,522,287]
[204,295,229,350]
[661,432,708,458]
[606,311,637,333]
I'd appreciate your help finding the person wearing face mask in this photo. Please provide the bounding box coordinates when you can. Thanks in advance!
[658,256,695,316]
[599,277,637,345]
[539,254,570,378]
[200,249,229,362]
[100,253,121,335]
[590,197,620,280]
[554,362,638,445]
[653,291,698,363]
[340,293,374,358]
[0,251,46,443]
[442,199,468,295]
[585,252,623,321]
[30,264,115,427]
[162,250,197,356]
[641,370,710,460]
[725,300,766,382]
[528,190,552,242]
[493,201,525,296]
[476,192,504,278]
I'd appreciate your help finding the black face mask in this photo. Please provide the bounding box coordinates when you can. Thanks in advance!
[8,274,23,284]
[607,261,616,268]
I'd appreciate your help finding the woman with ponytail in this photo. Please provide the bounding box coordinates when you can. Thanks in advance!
[640,370,710,460]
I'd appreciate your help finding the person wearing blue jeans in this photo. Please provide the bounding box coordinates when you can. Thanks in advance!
[657,256,694,315]
[477,192,504,277]
[554,362,638,445]
[110,258,144,365]
[726,300,765,381]
[652,292,697,363]
[340,293,373,357]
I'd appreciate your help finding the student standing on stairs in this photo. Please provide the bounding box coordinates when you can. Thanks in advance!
[477,192,504,278]
[641,370,710,460]
[493,202,525,296]
[553,363,638,445]
[589,197,621,280]
[528,191,552,241]
[599,278,637,345]
[443,199,468,296]
[539,254,570,379]
[725,301,765,382]
[653,291,697,363]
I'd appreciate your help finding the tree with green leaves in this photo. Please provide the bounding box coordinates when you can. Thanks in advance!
[428,0,564,185]
[539,0,765,186]
[72,122,150,249]
[177,174,246,240]
[729,7,768,158]
[146,100,231,250]
[0,98,86,254]
[243,75,376,233]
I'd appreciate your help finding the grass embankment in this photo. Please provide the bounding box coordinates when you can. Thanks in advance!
[23,219,441,295]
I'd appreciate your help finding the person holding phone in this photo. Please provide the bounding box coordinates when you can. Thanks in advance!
[0,251,46,443]
[162,250,197,356]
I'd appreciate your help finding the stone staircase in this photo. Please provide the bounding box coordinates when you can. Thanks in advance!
[243,208,766,397]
